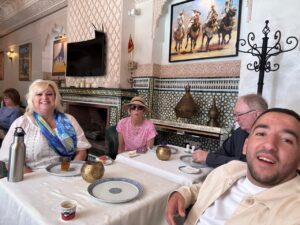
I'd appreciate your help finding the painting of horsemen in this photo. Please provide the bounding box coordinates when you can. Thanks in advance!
[52,36,67,75]
[169,0,242,62]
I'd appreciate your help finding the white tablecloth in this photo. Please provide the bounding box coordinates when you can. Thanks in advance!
[0,161,179,225]
[116,145,213,186]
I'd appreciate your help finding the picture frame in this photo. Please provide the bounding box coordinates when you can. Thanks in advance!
[19,43,32,81]
[0,51,4,80]
[169,0,242,62]
[52,36,67,76]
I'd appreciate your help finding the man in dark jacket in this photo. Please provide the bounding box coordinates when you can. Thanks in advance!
[192,94,268,168]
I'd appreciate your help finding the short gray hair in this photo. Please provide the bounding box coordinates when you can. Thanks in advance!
[239,94,268,112]
[26,79,64,115]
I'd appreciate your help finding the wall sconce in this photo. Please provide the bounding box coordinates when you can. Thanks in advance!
[128,8,141,16]
[127,60,138,87]
[6,50,15,61]
[128,60,138,74]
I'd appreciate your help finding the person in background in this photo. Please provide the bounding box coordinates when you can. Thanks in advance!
[0,88,23,131]
[166,108,300,225]
[0,79,91,173]
[117,96,157,153]
[193,94,268,168]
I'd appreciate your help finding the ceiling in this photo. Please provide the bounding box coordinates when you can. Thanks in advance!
[0,0,67,38]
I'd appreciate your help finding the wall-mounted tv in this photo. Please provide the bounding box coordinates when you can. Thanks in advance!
[66,33,105,77]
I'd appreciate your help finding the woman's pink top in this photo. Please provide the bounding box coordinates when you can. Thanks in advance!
[116,117,157,151]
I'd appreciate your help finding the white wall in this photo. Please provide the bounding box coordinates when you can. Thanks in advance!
[0,8,67,105]
[135,0,300,113]
[239,0,300,113]
[1,0,299,113]
[133,0,154,64]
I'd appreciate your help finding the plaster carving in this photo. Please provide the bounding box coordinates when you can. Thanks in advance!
[134,61,241,78]
[0,0,67,37]
[152,0,168,38]
[67,0,122,88]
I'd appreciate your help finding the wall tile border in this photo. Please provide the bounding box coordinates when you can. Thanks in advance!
[133,60,241,78]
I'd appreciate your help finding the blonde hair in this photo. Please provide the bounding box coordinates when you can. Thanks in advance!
[26,79,64,115]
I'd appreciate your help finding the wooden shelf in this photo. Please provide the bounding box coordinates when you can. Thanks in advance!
[150,119,225,138]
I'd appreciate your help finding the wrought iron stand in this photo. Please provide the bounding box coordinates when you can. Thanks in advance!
[238,20,298,95]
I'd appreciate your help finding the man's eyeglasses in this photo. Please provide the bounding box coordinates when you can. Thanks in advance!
[129,104,144,111]
[233,109,255,118]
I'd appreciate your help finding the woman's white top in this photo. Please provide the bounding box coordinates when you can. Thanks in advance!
[0,114,91,169]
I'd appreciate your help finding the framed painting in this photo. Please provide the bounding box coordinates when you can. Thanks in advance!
[19,43,32,81]
[169,0,242,62]
[0,51,3,80]
[52,36,67,76]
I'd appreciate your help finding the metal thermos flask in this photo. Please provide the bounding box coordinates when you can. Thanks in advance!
[7,127,26,182]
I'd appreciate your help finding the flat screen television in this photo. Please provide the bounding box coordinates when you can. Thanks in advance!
[66,34,105,77]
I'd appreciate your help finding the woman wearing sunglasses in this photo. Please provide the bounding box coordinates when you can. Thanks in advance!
[116,96,157,153]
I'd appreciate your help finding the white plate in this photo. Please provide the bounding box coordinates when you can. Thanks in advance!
[128,150,140,158]
[178,165,202,174]
[179,155,207,168]
[97,156,114,166]
[45,161,84,177]
[88,177,143,203]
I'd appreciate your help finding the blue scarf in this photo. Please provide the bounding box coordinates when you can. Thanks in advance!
[33,111,77,157]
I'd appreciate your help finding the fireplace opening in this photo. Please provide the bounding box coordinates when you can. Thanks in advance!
[65,102,110,154]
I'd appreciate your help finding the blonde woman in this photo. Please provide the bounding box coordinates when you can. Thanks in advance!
[0,79,91,173]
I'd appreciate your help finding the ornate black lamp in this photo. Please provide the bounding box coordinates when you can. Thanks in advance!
[238,20,299,95]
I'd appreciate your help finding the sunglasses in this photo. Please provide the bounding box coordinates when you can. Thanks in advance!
[129,104,145,111]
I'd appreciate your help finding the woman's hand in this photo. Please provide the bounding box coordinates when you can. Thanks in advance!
[165,192,186,225]
[74,150,87,161]
[23,165,33,173]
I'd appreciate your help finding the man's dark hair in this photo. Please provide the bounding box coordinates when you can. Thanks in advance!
[254,108,300,124]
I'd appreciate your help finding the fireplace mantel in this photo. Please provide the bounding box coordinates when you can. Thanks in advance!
[59,87,138,97]
[59,87,138,126]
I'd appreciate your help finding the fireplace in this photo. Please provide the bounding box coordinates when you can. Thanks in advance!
[60,87,138,156]
[65,102,109,154]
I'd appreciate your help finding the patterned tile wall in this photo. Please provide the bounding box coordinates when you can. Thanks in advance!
[134,61,241,78]
[132,76,239,150]
[133,77,239,128]
[66,0,122,88]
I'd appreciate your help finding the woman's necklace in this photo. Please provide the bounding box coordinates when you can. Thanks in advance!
[132,125,141,135]
[131,120,143,135]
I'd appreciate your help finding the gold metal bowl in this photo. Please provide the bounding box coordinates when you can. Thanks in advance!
[156,145,171,161]
[81,161,105,183]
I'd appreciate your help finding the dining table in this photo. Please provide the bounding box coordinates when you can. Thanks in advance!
[0,160,180,225]
[115,145,213,186]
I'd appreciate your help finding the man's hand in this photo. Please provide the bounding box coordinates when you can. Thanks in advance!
[23,165,33,173]
[165,192,186,225]
[192,149,208,164]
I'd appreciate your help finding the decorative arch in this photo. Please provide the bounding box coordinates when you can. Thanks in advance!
[152,0,168,38]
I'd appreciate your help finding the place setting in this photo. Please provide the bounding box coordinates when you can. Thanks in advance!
[87,177,144,203]
[179,155,207,168]
[45,159,84,177]
[178,153,207,175]
[96,155,114,166]
[178,165,202,174]
[79,159,144,204]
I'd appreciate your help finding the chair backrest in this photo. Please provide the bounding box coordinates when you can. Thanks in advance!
[105,125,118,159]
